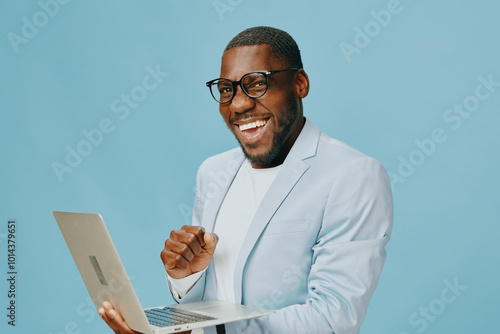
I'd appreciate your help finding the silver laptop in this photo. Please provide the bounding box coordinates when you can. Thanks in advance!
[53,211,273,334]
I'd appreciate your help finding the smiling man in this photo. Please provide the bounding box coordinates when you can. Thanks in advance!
[100,26,393,334]
[212,42,307,169]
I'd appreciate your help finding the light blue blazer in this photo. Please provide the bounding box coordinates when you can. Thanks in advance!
[170,119,393,334]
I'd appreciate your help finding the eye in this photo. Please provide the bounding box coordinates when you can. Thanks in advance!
[248,80,266,88]
[217,82,233,95]
[245,78,267,96]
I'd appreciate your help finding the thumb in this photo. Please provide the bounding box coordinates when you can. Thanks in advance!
[203,232,218,254]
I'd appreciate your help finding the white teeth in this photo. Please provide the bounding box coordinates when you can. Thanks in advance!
[239,120,267,131]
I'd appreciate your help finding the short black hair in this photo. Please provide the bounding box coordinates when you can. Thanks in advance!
[224,26,303,69]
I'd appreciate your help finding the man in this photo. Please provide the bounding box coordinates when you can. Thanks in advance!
[100,26,393,334]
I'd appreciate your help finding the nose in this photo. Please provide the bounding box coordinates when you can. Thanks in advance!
[229,84,254,114]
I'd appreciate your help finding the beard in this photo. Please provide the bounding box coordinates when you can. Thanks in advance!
[239,94,300,167]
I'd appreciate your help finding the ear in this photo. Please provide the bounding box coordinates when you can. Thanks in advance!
[294,69,310,99]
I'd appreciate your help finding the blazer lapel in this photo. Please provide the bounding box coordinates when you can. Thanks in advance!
[201,149,244,301]
[203,149,245,234]
[233,118,320,303]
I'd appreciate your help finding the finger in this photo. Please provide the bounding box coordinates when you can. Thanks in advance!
[167,229,206,260]
[99,303,119,332]
[98,307,108,322]
[164,236,196,262]
[102,301,138,333]
[180,225,206,247]
[203,233,218,255]
[175,230,203,256]
[103,301,120,323]
[161,247,190,271]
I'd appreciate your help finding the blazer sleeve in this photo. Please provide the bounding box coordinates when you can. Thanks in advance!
[229,157,394,334]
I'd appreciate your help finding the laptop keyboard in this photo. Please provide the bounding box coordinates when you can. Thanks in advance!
[145,306,217,328]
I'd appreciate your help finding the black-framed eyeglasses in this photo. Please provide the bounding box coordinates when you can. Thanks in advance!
[206,68,300,104]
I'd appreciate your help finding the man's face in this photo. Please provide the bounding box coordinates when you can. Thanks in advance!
[219,44,304,168]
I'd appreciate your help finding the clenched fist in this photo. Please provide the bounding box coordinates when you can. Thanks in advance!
[160,226,218,279]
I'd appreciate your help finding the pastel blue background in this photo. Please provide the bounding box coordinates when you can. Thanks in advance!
[1,1,498,333]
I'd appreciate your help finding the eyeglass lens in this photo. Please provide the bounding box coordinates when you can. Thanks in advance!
[212,72,268,103]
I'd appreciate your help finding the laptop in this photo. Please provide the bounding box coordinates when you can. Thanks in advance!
[53,211,274,334]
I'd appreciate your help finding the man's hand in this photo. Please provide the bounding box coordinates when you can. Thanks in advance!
[99,301,142,334]
[161,226,218,279]
[99,302,191,334]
